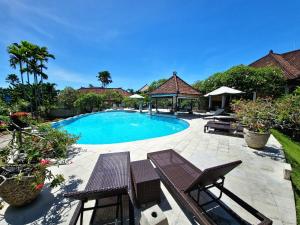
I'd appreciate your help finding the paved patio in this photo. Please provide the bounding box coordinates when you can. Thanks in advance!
[0,116,296,225]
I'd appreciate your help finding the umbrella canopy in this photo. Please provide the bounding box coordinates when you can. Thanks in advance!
[204,86,244,97]
[129,94,144,99]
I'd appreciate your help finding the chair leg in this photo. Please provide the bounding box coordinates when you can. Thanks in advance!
[129,197,134,225]
[116,195,120,223]
[120,195,123,225]
[90,199,98,223]
[80,201,84,225]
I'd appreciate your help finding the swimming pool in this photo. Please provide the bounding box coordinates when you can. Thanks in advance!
[52,111,189,144]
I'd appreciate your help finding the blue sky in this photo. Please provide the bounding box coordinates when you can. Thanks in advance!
[0,0,300,90]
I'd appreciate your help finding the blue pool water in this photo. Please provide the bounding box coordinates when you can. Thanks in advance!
[53,111,189,144]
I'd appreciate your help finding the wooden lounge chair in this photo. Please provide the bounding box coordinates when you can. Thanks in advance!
[64,152,134,225]
[197,108,225,118]
[204,121,244,134]
[147,149,272,225]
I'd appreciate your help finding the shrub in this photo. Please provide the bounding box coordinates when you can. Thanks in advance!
[0,116,9,130]
[58,87,79,109]
[0,123,78,192]
[232,98,276,133]
[123,97,138,108]
[74,93,104,112]
[275,88,300,139]
[193,65,286,98]
[102,90,124,106]
[0,100,10,116]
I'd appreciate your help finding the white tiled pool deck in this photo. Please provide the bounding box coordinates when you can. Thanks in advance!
[0,116,296,225]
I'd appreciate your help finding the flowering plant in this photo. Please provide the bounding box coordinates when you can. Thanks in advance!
[231,98,276,133]
[0,123,78,194]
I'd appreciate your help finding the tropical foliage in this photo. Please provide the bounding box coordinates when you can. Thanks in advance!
[6,41,56,116]
[275,87,300,138]
[147,79,167,92]
[232,98,276,133]
[232,87,300,136]
[74,93,104,113]
[57,87,79,109]
[193,65,286,98]
[0,122,78,198]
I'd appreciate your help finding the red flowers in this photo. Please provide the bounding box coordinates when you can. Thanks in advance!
[40,159,50,166]
[35,183,44,190]
[10,112,29,119]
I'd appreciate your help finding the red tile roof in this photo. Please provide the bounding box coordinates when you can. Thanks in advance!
[249,49,300,80]
[78,87,131,97]
[150,72,201,96]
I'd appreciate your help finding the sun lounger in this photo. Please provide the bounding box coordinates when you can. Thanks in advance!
[197,108,225,118]
[147,149,272,225]
[204,121,244,134]
[64,152,134,225]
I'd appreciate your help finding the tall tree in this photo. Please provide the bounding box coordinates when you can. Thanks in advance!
[7,43,25,84]
[6,74,19,86]
[37,46,55,84]
[97,71,112,88]
[7,41,55,115]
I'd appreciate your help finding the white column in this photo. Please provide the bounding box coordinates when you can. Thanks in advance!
[174,96,178,116]
[149,97,152,115]
[221,95,226,109]
[208,96,212,109]
[253,92,257,101]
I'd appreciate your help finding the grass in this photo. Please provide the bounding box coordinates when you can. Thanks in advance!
[271,129,300,223]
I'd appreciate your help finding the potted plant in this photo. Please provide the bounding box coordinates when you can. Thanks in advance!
[0,122,78,207]
[232,98,276,149]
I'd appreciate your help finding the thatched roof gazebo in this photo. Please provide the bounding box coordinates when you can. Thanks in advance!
[149,72,201,114]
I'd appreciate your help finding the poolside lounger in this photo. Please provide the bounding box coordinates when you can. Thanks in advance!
[64,152,134,225]
[147,149,272,225]
[197,108,225,118]
[204,120,244,134]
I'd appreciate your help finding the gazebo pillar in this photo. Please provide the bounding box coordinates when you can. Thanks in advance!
[221,95,226,109]
[208,96,212,109]
[155,98,158,112]
[253,92,257,101]
[173,96,178,115]
[149,97,152,115]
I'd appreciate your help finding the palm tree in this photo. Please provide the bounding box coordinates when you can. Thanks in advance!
[20,41,36,84]
[37,46,55,84]
[5,74,19,86]
[97,71,112,88]
[7,43,25,84]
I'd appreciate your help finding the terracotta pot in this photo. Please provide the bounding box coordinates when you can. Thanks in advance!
[244,129,270,149]
[0,175,44,207]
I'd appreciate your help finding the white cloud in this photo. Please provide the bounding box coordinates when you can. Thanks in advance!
[48,66,89,87]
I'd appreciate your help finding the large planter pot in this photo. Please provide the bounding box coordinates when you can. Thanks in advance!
[0,175,44,207]
[244,129,270,149]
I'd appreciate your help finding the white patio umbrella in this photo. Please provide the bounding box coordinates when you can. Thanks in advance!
[129,94,144,99]
[129,94,144,112]
[204,86,244,109]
